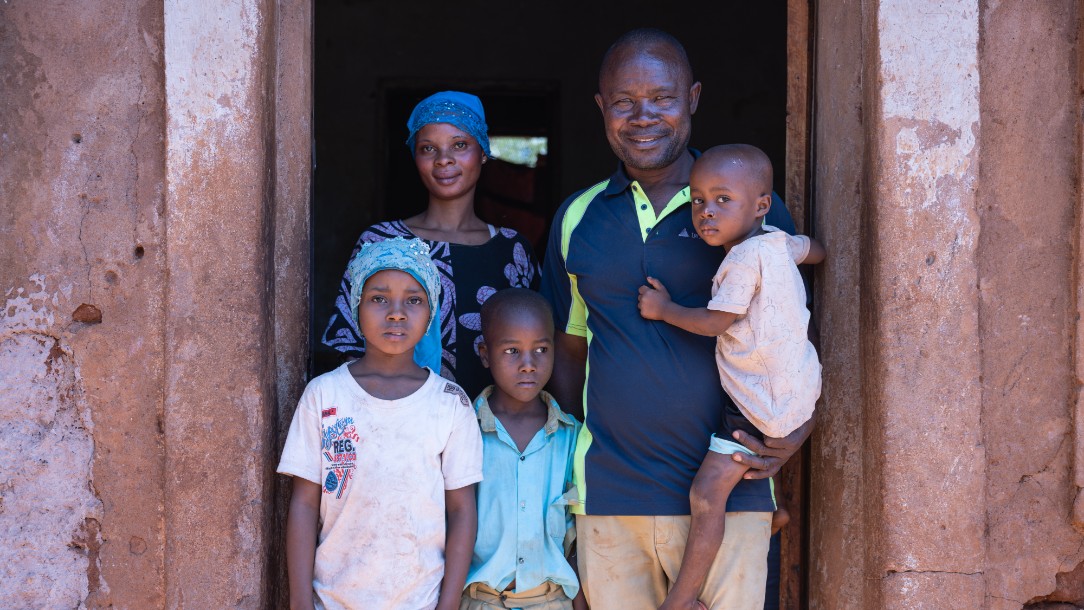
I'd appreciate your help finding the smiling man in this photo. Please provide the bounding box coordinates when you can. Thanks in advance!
[540,28,814,610]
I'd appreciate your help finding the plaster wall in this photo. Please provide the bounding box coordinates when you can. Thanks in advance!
[977,2,1084,607]
[811,0,1084,607]
[1,2,167,607]
[1,1,311,607]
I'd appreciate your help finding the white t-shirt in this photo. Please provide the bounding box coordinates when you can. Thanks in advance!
[707,225,821,439]
[277,363,483,610]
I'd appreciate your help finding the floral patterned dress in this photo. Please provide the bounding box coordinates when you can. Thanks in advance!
[321,220,541,399]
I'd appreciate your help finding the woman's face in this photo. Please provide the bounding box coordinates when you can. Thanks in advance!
[413,122,485,203]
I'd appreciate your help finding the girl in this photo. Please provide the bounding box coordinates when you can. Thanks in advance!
[281,237,483,610]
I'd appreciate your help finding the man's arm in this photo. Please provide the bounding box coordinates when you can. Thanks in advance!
[286,477,321,610]
[436,485,477,610]
[731,411,817,479]
[638,277,738,337]
[550,330,587,421]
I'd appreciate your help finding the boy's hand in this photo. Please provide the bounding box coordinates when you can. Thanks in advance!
[638,277,672,320]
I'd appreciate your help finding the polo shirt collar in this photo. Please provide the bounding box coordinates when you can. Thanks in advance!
[602,147,702,198]
[474,386,575,435]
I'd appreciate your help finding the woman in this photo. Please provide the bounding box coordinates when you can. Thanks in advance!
[322,91,541,399]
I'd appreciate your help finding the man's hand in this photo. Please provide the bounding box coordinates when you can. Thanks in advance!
[638,277,672,320]
[731,413,816,479]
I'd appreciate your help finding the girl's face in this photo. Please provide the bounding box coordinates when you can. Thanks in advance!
[357,269,429,358]
[413,122,485,203]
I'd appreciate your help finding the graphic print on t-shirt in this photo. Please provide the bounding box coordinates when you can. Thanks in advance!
[321,416,358,498]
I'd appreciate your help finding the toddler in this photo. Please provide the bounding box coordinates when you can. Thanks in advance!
[638,144,825,610]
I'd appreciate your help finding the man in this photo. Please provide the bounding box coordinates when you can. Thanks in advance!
[541,28,815,610]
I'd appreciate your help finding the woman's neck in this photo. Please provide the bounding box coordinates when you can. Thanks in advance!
[405,199,492,245]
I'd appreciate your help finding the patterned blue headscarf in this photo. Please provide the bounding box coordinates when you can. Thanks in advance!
[405,91,491,158]
[347,237,443,373]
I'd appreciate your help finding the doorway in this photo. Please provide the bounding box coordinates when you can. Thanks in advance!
[308,0,804,606]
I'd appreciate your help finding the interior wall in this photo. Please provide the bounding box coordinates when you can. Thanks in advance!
[311,1,788,374]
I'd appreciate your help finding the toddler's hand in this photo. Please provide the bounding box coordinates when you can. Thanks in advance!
[637,277,671,320]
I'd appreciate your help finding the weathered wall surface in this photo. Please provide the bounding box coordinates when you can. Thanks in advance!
[811,0,1084,608]
[1,1,311,607]
[0,2,167,607]
[978,2,1084,607]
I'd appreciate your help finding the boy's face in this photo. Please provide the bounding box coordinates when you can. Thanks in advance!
[413,122,485,203]
[689,159,771,249]
[357,269,429,359]
[479,307,555,406]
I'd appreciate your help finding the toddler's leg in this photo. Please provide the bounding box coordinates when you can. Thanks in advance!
[660,444,750,610]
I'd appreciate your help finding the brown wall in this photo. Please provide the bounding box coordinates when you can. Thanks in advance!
[810,1,1084,608]
[978,2,1083,607]
[0,2,167,606]
[0,1,310,607]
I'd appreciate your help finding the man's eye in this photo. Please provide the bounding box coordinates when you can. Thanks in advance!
[614,99,633,109]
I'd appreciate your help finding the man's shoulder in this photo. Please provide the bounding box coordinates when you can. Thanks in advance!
[555,179,610,221]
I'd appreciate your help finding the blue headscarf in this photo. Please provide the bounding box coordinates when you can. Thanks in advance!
[347,237,443,373]
[405,91,491,158]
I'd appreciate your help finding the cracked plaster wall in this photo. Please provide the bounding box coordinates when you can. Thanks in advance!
[0,1,167,607]
[812,0,1084,608]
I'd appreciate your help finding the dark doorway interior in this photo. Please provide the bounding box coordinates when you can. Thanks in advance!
[312,1,788,379]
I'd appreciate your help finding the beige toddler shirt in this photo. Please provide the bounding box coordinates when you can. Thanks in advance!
[706,225,821,439]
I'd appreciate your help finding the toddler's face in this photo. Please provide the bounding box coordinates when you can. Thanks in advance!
[479,308,555,406]
[357,269,429,358]
[689,160,769,249]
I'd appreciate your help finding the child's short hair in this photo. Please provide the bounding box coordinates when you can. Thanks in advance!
[696,143,774,196]
[479,288,554,339]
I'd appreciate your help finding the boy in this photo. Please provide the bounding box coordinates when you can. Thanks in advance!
[462,288,587,610]
[637,144,826,610]
[279,237,483,610]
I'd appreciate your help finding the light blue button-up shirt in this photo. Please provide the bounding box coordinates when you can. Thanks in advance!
[466,387,581,599]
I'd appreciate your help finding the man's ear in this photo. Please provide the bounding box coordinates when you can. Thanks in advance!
[595,93,605,114]
[478,342,491,369]
[688,81,702,115]
[755,194,772,219]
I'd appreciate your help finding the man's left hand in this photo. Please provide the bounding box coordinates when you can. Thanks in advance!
[731,413,816,479]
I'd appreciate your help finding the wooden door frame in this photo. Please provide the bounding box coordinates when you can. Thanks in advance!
[780,0,815,608]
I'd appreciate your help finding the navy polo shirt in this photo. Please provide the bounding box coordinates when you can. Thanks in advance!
[541,152,795,516]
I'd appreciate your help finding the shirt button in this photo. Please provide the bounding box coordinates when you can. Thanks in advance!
[645,227,652,233]
[519,557,525,564]
[519,455,525,461]
[640,204,647,210]
[632,185,638,191]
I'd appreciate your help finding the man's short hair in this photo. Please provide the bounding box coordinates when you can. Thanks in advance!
[599,28,694,90]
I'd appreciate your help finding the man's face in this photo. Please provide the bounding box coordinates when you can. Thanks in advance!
[595,49,701,172]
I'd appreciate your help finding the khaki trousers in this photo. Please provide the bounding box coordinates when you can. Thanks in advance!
[459,581,572,610]
[576,512,771,610]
